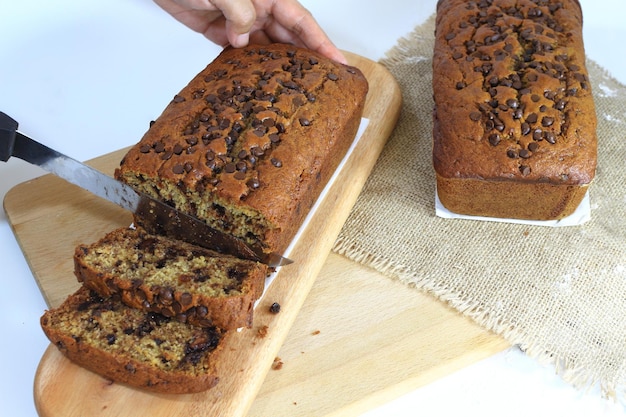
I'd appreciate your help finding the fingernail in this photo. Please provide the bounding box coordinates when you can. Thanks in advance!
[232,33,249,48]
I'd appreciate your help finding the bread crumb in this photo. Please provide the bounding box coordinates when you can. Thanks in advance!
[311,330,320,335]
[272,357,283,370]
[257,325,269,338]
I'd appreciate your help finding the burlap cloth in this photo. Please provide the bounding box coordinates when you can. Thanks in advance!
[333,15,626,400]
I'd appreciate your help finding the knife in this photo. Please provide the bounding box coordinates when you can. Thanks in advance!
[0,111,292,267]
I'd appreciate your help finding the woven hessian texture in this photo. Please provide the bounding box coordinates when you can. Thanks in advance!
[333,15,626,400]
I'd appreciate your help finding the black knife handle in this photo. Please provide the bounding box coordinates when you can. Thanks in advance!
[0,112,18,162]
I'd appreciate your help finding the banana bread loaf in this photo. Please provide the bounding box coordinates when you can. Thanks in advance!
[433,0,597,220]
[115,43,368,256]
[40,286,228,394]
[74,227,268,330]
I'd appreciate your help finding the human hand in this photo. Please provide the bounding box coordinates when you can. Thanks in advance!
[153,0,347,64]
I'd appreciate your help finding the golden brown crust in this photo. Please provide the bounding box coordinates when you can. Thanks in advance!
[74,227,268,330]
[433,0,596,220]
[115,43,368,254]
[40,286,228,394]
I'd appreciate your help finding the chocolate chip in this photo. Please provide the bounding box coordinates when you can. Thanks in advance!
[271,158,283,168]
[172,164,184,174]
[507,149,518,158]
[196,306,208,318]
[269,302,281,314]
[158,287,174,305]
[140,144,151,153]
[555,100,567,111]
[469,112,482,121]
[154,142,165,153]
[519,165,531,175]
[299,118,311,127]
[541,116,554,127]
[531,94,541,102]
[106,334,117,345]
[519,149,530,159]
[224,163,236,173]
[246,178,260,189]
[251,147,264,157]
[173,95,185,103]
[544,131,556,144]
[236,161,247,172]
[488,133,501,146]
[180,292,192,307]
[327,73,338,81]
[456,81,466,90]
[506,98,519,109]
[526,113,538,124]
[184,162,193,173]
[528,142,539,152]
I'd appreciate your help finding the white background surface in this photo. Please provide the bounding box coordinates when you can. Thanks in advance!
[1,1,625,416]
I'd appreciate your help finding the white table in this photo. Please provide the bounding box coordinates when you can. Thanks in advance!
[1,1,624,416]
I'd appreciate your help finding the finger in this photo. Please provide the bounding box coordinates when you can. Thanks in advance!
[153,0,222,35]
[266,0,347,64]
[201,16,231,46]
[210,0,257,47]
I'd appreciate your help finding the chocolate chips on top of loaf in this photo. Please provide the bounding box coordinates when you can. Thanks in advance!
[433,0,596,220]
[116,43,368,255]
[134,46,348,198]
[435,0,594,180]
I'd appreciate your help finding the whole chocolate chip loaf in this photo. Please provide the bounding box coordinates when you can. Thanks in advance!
[116,44,368,256]
[433,0,597,220]
[74,227,268,330]
[41,286,228,394]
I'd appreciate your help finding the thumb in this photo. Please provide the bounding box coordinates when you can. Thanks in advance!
[211,0,257,47]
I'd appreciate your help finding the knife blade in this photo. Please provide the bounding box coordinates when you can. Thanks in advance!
[0,111,292,267]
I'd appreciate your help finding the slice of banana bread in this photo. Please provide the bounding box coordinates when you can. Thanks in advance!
[40,286,228,394]
[74,226,268,330]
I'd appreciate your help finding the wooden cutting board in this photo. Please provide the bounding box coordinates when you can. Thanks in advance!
[4,52,508,417]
